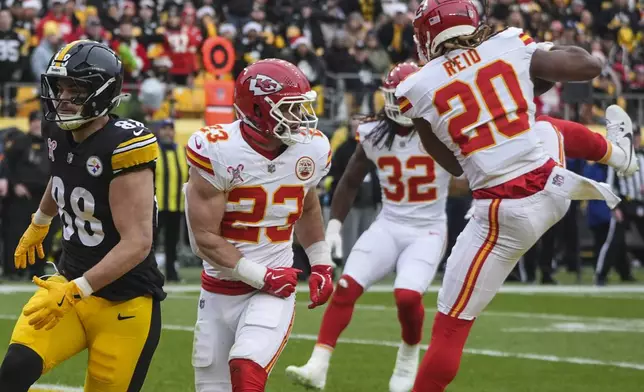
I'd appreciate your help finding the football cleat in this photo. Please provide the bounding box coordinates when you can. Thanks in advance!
[285,362,328,390]
[389,343,420,392]
[605,105,639,176]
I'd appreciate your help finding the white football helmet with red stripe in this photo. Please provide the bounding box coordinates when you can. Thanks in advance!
[413,0,481,62]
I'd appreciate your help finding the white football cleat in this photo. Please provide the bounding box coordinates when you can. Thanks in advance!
[605,105,639,176]
[389,343,420,392]
[285,362,328,390]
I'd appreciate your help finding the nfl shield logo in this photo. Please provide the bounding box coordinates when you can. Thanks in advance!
[67,152,73,164]
[267,163,276,173]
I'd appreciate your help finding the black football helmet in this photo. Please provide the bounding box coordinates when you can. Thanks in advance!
[41,40,126,130]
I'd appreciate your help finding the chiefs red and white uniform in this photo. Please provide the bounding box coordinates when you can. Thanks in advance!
[396,28,617,320]
[185,121,331,391]
[343,121,451,293]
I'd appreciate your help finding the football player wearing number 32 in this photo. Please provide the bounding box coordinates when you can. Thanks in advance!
[184,58,334,392]
[0,40,166,392]
[397,1,636,391]
[286,62,467,392]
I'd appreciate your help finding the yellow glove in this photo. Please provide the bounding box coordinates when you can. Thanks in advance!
[23,276,84,331]
[14,214,51,269]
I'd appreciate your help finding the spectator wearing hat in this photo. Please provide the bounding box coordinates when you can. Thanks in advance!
[233,21,278,77]
[135,0,166,48]
[2,111,59,280]
[154,118,188,282]
[30,20,62,82]
[35,0,72,41]
[70,16,110,45]
[162,6,203,85]
[288,35,326,115]
[111,21,150,83]
[290,5,326,54]
[377,9,414,64]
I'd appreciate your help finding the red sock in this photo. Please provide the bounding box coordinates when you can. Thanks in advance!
[537,115,608,161]
[316,275,364,348]
[229,359,267,392]
[394,289,424,345]
[412,312,475,392]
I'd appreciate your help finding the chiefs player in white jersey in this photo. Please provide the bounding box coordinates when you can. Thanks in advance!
[285,62,467,392]
[184,59,335,392]
[394,1,635,391]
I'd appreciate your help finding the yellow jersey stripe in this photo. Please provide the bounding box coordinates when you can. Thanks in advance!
[54,40,86,62]
[156,149,166,211]
[166,149,179,212]
[115,133,155,151]
[112,142,159,172]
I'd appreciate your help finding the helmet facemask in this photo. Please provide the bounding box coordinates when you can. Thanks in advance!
[268,91,318,145]
[41,71,124,131]
[381,87,412,127]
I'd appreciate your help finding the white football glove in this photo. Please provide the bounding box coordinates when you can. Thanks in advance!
[536,41,554,52]
[325,219,343,259]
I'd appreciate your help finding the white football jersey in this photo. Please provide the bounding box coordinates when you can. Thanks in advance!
[396,28,550,190]
[357,121,450,226]
[185,121,331,280]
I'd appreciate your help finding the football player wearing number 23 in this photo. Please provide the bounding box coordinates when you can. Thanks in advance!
[398,1,637,391]
[0,40,166,392]
[184,58,334,392]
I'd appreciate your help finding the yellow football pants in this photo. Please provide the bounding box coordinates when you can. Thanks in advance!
[10,280,161,392]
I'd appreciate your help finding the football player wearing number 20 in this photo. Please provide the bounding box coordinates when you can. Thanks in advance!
[184,58,334,392]
[286,62,467,392]
[398,1,636,391]
[0,40,166,392]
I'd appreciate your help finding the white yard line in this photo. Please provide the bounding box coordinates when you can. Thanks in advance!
[164,296,644,324]
[161,326,644,371]
[3,283,644,295]
[30,384,84,391]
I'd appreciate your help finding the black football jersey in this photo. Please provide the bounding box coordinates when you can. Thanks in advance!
[43,116,166,301]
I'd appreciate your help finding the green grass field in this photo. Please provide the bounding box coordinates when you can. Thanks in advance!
[1,268,643,392]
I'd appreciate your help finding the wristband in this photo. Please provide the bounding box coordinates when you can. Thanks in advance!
[306,241,335,267]
[33,209,54,226]
[73,276,94,298]
[232,257,267,289]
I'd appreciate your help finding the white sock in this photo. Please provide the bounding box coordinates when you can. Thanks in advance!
[310,344,333,366]
[399,342,419,357]
[606,141,628,170]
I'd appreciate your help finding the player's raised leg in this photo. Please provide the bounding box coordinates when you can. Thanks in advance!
[537,104,637,175]
[229,292,296,391]
[413,194,569,392]
[0,276,87,392]
[389,225,446,392]
[286,221,399,390]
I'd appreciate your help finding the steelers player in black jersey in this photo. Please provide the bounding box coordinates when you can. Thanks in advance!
[0,40,166,392]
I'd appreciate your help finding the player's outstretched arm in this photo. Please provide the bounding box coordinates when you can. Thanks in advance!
[329,145,371,223]
[80,168,155,293]
[530,45,602,82]
[37,178,58,217]
[185,167,243,269]
[412,118,464,177]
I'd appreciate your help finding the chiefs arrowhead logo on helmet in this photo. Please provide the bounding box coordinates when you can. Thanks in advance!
[249,74,283,96]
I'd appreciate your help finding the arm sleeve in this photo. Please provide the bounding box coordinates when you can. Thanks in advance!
[111,129,159,177]
[185,131,230,191]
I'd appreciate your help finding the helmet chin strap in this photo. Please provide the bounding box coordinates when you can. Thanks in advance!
[58,93,129,131]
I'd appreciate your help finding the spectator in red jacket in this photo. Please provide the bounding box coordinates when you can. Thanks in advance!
[163,7,202,85]
[111,21,150,83]
[35,0,72,41]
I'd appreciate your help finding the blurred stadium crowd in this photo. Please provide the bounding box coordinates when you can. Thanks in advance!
[0,0,643,122]
[0,0,643,286]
